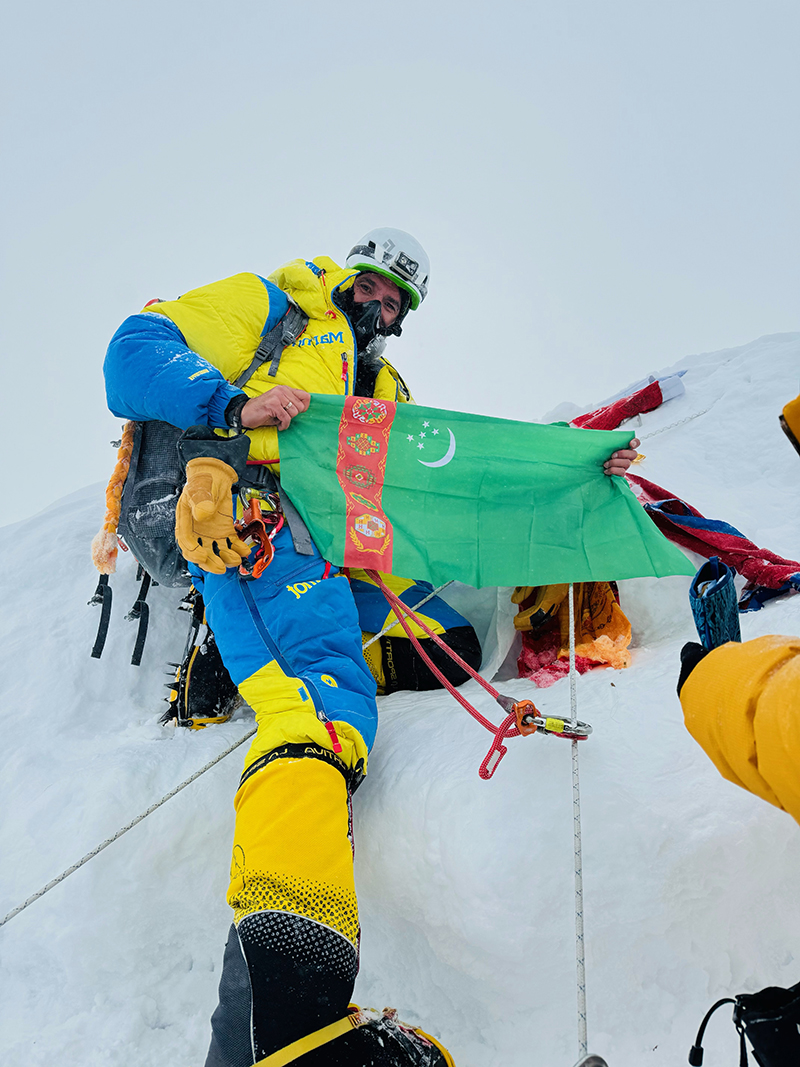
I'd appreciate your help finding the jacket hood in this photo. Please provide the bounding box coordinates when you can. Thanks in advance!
[267,257,358,320]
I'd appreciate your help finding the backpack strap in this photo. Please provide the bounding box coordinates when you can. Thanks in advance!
[689,997,737,1064]
[125,567,154,666]
[89,575,113,659]
[233,304,308,389]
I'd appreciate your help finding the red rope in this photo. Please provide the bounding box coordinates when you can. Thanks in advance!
[365,570,522,779]
[365,572,499,702]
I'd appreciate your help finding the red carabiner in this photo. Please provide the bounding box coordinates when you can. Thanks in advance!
[235,497,282,580]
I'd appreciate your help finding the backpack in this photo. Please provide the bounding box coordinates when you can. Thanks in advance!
[89,299,312,661]
[690,980,800,1066]
[117,419,190,588]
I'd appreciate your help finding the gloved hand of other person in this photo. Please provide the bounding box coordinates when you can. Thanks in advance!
[677,640,710,696]
[175,458,251,574]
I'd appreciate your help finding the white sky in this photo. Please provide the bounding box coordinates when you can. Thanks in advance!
[2,0,798,528]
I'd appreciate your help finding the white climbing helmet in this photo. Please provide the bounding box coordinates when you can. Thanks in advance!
[345,228,430,310]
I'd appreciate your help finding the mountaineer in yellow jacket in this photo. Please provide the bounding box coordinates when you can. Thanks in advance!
[103,227,640,1066]
[105,230,460,1065]
[107,240,482,727]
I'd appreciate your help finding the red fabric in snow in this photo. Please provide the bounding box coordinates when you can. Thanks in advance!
[628,473,800,589]
[517,630,599,688]
[573,380,664,430]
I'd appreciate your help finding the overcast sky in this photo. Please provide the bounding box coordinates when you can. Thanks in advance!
[2,0,798,528]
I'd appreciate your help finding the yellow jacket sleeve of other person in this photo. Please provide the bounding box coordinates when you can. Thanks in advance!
[680,634,800,824]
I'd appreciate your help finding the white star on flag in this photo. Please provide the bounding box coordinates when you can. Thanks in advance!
[407,435,414,441]
[417,442,424,450]
[432,428,439,435]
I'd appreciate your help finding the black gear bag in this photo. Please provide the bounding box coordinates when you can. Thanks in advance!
[689,980,800,1066]
[117,420,190,587]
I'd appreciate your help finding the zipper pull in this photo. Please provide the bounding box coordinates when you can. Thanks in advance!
[315,701,344,754]
[341,354,348,382]
[324,721,343,754]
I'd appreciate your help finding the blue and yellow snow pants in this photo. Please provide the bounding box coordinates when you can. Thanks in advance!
[197,525,467,1064]
[194,525,374,1065]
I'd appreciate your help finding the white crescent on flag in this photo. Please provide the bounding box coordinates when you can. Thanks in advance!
[419,428,456,467]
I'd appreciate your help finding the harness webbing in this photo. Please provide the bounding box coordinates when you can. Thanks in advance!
[126,568,153,666]
[89,575,113,659]
[233,304,309,389]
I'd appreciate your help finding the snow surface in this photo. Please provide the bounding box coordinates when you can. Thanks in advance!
[1,333,800,1066]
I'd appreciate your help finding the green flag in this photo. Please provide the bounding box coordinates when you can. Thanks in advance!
[278,395,694,588]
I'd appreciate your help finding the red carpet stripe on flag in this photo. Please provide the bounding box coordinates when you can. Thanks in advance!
[336,396,396,571]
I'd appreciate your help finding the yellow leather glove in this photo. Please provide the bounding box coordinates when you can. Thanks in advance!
[175,458,251,574]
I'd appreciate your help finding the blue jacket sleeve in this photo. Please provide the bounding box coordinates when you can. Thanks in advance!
[103,312,244,428]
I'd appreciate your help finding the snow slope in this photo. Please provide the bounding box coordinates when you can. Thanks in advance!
[1,333,799,1067]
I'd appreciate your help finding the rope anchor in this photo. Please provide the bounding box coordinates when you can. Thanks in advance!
[365,570,593,779]
[497,696,593,741]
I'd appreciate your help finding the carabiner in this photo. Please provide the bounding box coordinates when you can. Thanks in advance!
[234,497,284,580]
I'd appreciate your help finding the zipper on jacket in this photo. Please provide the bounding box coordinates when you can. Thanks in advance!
[320,270,337,320]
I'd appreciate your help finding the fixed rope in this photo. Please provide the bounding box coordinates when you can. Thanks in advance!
[2,585,463,929]
[639,404,712,442]
[0,727,256,929]
[367,570,591,779]
[569,583,589,1059]
[361,581,454,650]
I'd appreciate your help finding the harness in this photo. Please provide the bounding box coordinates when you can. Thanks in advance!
[232,303,309,388]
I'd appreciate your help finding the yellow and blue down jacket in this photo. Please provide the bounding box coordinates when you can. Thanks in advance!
[680,634,800,825]
[104,255,470,649]
[104,257,411,467]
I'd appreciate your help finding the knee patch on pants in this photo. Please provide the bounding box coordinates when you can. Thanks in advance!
[238,660,370,776]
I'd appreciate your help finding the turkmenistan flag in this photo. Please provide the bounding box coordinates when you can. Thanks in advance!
[278,395,694,588]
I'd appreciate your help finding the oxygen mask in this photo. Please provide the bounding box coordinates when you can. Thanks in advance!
[335,285,407,350]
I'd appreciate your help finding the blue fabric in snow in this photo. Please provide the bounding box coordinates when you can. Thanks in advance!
[642,501,747,539]
[349,577,469,635]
